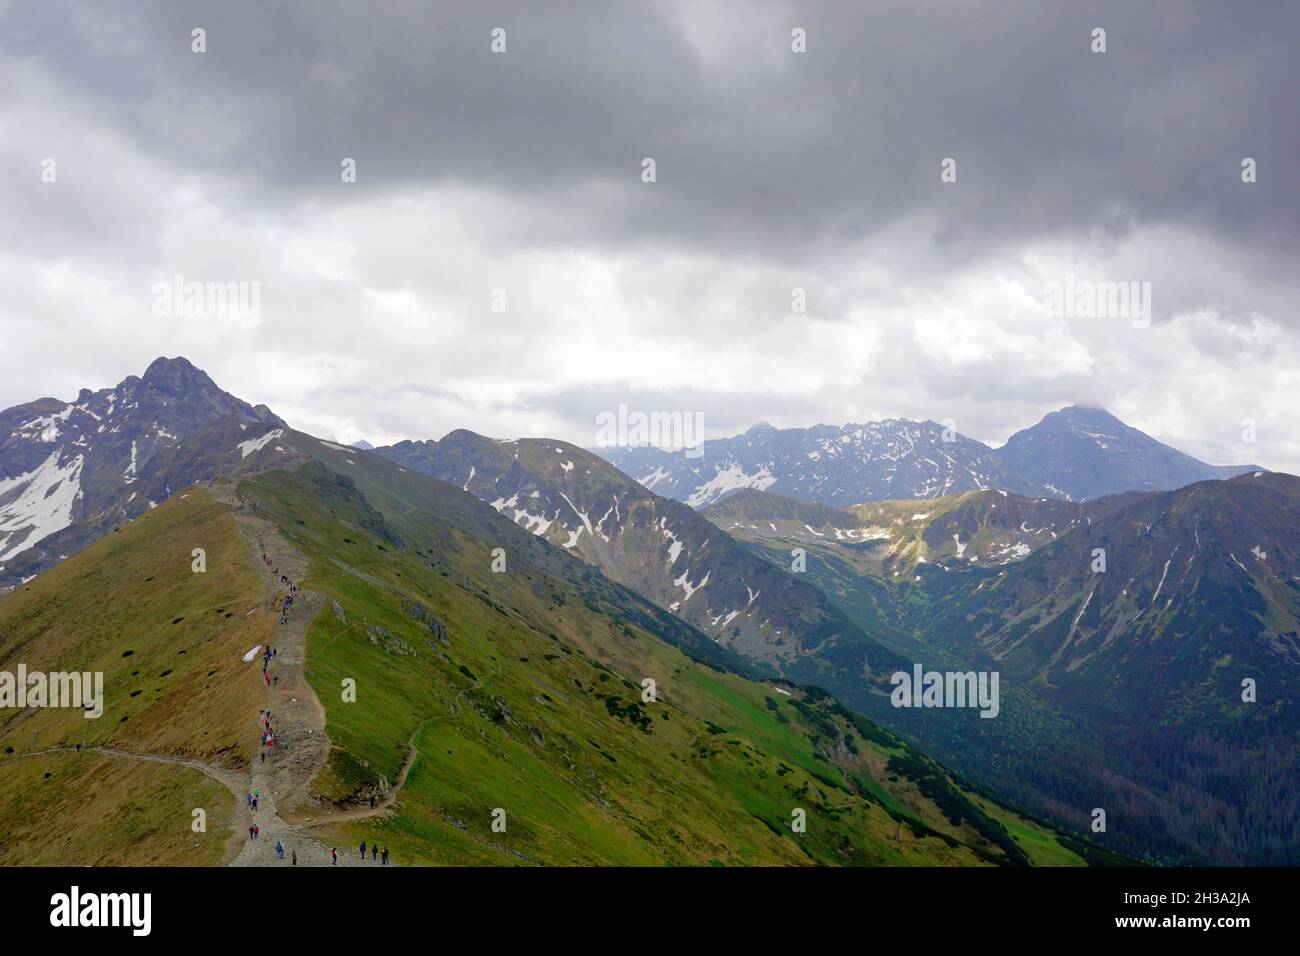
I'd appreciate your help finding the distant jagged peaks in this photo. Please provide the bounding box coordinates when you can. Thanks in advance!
[599,416,1029,507]
[597,408,1259,508]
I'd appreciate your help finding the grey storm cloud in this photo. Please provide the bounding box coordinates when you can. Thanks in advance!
[5,0,1298,265]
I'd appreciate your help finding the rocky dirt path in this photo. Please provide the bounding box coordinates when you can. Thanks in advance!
[215,481,331,820]
[210,480,408,863]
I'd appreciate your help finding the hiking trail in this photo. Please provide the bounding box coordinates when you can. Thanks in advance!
[209,479,409,865]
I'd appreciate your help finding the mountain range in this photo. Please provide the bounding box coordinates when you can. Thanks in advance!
[596,406,1257,508]
[1,357,1293,865]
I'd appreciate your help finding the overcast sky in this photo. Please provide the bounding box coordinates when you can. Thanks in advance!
[1,0,1296,470]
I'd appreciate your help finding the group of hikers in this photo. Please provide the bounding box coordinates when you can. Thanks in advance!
[330,842,391,865]
[260,551,300,626]
[245,789,265,845]
[259,707,276,762]
[279,589,297,626]
[246,819,297,864]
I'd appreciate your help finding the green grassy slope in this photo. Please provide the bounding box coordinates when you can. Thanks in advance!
[0,753,232,866]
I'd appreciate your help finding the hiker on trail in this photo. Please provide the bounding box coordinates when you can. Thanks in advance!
[253,796,258,811]
[249,826,255,840]
[360,841,367,859]
[369,794,377,809]
[371,845,377,861]
[381,846,389,865]
[291,849,297,866]
[253,825,260,840]
[331,848,338,865]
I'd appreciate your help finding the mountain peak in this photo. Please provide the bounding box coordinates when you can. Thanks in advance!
[141,355,215,390]
[997,406,1256,500]
[0,356,286,587]
[1052,405,1123,425]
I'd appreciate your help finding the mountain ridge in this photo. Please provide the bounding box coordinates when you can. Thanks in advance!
[375,429,910,673]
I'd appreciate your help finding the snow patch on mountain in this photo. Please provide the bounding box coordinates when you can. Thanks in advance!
[673,568,709,602]
[0,452,84,563]
[124,440,139,482]
[661,523,684,565]
[15,406,73,444]
[238,428,285,459]
[557,491,594,539]
[685,463,776,508]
